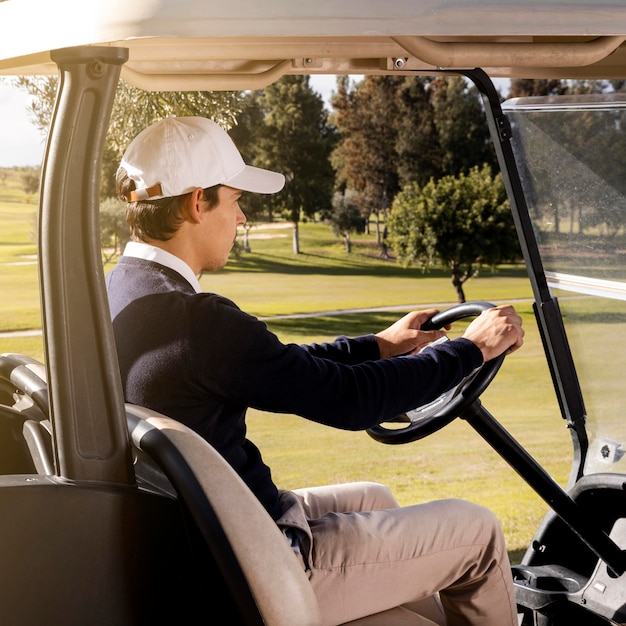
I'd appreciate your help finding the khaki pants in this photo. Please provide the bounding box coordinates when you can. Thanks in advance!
[278,483,517,626]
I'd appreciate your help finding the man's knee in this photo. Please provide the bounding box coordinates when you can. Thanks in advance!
[356,482,399,510]
[438,499,506,548]
[444,498,500,523]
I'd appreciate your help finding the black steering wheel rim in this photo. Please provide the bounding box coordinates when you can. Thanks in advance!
[366,301,505,445]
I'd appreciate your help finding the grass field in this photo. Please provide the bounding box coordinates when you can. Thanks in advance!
[0,172,571,563]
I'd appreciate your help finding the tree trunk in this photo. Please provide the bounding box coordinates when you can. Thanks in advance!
[292,221,300,254]
[552,203,560,233]
[451,269,466,303]
[374,209,381,244]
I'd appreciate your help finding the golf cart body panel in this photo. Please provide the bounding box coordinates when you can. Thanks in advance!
[3,1,626,624]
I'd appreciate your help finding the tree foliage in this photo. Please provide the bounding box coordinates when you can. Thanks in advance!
[508,79,569,98]
[233,76,336,253]
[331,75,494,245]
[21,168,40,195]
[327,189,366,252]
[99,197,130,263]
[428,76,497,176]
[331,76,403,227]
[395,77,443,188]
[387,165,520,302]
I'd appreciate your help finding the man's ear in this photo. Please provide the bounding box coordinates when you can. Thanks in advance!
[184,188,206,224]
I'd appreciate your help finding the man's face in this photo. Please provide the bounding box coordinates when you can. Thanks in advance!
[199,185,246,272]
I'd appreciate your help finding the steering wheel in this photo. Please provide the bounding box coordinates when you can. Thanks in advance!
[366,301,505,445]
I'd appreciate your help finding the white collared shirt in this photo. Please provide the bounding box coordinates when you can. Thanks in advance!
[122,241,202,294]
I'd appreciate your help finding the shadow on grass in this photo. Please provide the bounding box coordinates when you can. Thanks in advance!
[226,252,406,276]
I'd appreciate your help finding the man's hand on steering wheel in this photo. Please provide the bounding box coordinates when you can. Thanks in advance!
[375,309,450,358]
[461,304,524,361]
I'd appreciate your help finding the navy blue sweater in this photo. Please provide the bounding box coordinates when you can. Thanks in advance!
[106,256,483,519]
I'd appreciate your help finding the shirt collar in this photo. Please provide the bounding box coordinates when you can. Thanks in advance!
[122,241,202,294]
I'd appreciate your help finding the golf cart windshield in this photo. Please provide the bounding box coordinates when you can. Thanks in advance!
[504,94,626,476]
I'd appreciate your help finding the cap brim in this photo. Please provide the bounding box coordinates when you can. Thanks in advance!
[222,165,285,194]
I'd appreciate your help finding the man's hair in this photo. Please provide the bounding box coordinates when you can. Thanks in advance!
[116,167,221,241]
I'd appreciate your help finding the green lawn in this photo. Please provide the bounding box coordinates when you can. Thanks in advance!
[0,193,569,563]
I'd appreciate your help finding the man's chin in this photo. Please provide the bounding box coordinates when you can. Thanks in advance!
[200,258,228,273]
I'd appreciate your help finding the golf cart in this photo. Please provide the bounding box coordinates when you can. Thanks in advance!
[2,1,626,624]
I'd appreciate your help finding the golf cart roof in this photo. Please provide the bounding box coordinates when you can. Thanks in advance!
[3,0,626,88]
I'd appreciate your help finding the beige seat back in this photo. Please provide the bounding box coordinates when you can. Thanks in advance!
[127,404,322,626]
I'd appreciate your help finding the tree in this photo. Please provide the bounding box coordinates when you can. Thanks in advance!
[99,197,130,264]
[331,76,403,241]
[396,76,444,189]
[21,167,40,196]
[327,190,366,252]
[429,76,497,176]
[387,165,520,303]
[13,76,243,199]
[331,75,496,245]
[238,76,336,254]
[508,79,568,98]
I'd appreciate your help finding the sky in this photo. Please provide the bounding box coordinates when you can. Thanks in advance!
[0,74,507,168]
[0,81,46,167]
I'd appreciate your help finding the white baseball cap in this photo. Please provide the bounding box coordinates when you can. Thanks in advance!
[119,116,285,201]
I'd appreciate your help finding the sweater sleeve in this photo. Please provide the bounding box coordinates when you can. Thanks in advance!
[301,334,381,364]
[191,296,483,431]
